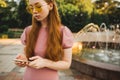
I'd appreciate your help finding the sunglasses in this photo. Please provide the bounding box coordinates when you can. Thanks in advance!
[26,3,47,14]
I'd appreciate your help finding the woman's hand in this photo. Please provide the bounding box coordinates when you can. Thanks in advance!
[28,56,46,69]
[14,54,28,67]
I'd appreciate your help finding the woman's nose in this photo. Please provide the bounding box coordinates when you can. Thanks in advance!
[33,8,38,14]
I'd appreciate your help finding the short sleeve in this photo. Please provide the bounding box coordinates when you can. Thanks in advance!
[20,26,31,45]
[62,26,74,49]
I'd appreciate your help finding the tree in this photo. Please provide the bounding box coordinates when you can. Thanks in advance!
[93,0,120,25]
[6,1,19,28]
[94,0,119,14]
[0,0,7,7]
[17,0,32,28]
[56,0,93,32]
[0,0,20,28]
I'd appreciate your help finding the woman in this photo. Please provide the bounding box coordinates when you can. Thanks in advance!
[14,0,73,80]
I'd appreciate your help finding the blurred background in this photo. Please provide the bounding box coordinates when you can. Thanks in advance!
[0,0,120,38]
[0,0,120,80]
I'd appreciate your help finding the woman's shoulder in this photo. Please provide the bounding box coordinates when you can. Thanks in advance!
[25,25,32,30]
[60,25,72,33]
[60,25,74,49]
[23,25,32,32]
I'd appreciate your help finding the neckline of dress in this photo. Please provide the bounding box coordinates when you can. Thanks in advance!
[41,26,47,29]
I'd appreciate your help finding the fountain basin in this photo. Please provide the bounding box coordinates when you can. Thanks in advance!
[71,58,120,80]
[72,30,120,80]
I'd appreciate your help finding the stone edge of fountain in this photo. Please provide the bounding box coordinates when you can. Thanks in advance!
[71,58,120,80]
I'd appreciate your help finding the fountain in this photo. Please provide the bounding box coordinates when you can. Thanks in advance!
[71,23,120,80]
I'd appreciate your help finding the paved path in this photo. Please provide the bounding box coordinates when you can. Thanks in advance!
[0,39,100,80]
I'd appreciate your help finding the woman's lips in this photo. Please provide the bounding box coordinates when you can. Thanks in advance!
[35,15,40,19]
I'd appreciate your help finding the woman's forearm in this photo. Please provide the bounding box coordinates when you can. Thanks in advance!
[44,48,72,70]
[44,59,71,70]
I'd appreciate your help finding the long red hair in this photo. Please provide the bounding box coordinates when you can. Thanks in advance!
[25,0,64,61]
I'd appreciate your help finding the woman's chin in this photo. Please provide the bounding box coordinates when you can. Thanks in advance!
[35,18,42,21]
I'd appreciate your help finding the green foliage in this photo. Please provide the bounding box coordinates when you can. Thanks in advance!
[7,31,14,38]
[57,0,92,32]
[17,0,32,28]
[0,1,20,28]
[0,0,7,7]
[7,31,22,38]
[94,0,119,14]
[0,0,119,33]
[108,8,120,24]
[59,3,79,16]
[91,13,110,26]
[93,0,120,25]
[0,25,8,33]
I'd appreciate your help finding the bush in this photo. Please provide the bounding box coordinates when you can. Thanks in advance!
[0,25,9,33]
[7,31,22,38]
[7,31,14,38]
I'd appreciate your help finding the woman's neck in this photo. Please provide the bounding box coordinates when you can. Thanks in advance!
[41,18,48,28]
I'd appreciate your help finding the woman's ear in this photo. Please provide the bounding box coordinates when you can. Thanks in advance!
[48,3,53,10]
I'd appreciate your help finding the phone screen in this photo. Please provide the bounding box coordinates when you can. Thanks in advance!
[14,59,29,62]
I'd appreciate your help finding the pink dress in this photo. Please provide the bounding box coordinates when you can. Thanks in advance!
[20,26,74,80]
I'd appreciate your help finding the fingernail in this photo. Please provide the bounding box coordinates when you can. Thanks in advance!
[29,58,32,60]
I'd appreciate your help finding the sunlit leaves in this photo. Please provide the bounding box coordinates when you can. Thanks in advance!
[59,3,79,16]
[93,0,120,14]
[78,0,94,16]
[0,0,7,7]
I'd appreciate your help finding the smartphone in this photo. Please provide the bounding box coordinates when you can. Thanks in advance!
[13,59,29,63]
